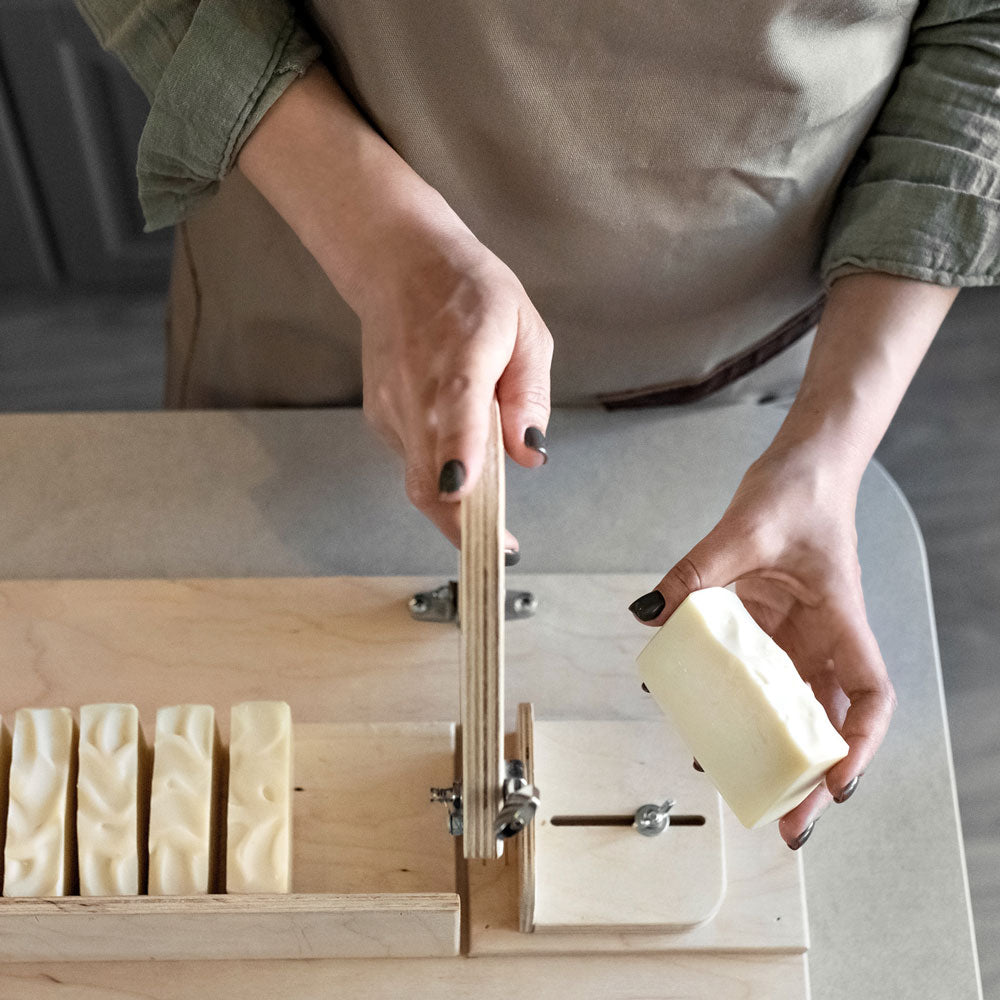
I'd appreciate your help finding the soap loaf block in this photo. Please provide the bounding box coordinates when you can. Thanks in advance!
[226,701,293,893]
[3,707,78,896]
[148,705,223,895]
[77,704,149,896]
[637,587,849,829]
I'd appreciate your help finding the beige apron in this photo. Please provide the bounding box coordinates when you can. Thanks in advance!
[166,0,918,409]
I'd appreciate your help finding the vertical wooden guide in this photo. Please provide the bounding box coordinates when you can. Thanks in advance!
[459,401,505,860]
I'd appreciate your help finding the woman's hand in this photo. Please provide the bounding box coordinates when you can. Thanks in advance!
[237,64,551,551]
[629,441,893,848]
[627,271,958,849]
[356,227,552,549]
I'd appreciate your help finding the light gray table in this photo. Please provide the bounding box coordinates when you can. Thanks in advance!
[0,405,983,999]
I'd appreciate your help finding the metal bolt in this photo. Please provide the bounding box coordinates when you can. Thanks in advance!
[634,798,675,837]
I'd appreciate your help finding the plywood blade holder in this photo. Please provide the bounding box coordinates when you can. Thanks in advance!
[439,401,540,859]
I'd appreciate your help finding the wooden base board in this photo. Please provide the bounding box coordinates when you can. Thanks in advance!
[0,721,460,962]
[469,732,807,956]
[520,709,727,933]
[0,576,809,997]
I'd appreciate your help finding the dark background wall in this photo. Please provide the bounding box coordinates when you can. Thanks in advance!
[0,0,172,293]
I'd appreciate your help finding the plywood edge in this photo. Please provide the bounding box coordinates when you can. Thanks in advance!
[0,892,461,916]
[459,402,505,860]
[0,893,461,962]
[517,702,535,932]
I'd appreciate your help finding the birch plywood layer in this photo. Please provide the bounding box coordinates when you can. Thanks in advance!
[0,575,660,729]
[0,576,808,997]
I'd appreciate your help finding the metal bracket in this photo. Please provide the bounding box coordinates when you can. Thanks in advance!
[429,781,464,836]
[431,759,540,840]
[495,759,541,840]
[409,580,537,624]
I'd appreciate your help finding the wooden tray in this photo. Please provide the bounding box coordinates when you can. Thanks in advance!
[0,721,459,962]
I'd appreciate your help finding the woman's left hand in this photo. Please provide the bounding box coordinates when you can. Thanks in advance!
[628,440,896,849]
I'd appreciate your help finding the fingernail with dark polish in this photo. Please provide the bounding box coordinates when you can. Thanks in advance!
[505,548,521,567]
[524,426,548,465]
[834,775,859,804]
[641,682,650,693]
[789,821,815,851]
[628,590,666,622]
[693,759,704,772]
[438,459,466,495]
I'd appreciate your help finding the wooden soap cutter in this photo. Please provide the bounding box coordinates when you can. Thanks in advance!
[426,402,732,938]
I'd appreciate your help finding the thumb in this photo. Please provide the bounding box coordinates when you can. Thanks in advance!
[497,310,553,469]
[628,534,743,627]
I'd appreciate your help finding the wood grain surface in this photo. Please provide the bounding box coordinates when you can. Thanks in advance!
[0,575,808,996]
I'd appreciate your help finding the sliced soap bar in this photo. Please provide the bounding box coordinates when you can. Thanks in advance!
[226,701,293,893]
[77,704,149,896]
[148,705,222,895]
[3,707,78,896]
[637,587,849,829]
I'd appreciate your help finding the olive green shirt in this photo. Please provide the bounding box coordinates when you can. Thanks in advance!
[76,0,1000,287]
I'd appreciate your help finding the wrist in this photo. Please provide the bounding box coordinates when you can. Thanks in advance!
[238,63,473,314]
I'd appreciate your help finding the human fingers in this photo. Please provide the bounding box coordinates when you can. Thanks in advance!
[403,436,519,553]
[822,614,896,800]
[627,529,746,626]
[778,781,834,850]
[497,307,553,469]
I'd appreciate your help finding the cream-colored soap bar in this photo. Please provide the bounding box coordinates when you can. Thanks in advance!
[148,705,222,895]
[77,704,149,896]
[226,701,293,893]
[638,587,849,829]
[3,707,78,896]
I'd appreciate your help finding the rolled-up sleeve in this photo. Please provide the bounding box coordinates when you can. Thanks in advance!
[821,0,1000,287]
[76,0,320,230]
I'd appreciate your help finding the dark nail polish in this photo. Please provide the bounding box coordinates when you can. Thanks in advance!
[524,426,548,464]
[504,548,521,567]
[641,682,650,693]
[693,759,704,772]
[438,459,466,494]
[834,775,859,804]
[628,590,666,622]
[789,821,815,851]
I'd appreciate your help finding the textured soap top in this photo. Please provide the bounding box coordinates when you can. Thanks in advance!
[226,701,293,893]
[148,704,220,895]
[3,707,78,896]
[638,587,849,828]
[77,704,146,896]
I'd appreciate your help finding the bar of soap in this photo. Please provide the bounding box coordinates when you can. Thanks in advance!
[637,587,849,829]
[148,705,222,895]
[77,704,149,896]
[3,707,78,896]
[226,701,293,893]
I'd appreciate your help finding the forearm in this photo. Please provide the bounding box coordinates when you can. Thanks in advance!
[236,63,466,312]
[768,273,959,483]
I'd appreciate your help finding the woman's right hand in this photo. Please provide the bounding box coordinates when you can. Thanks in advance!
[356,227,552,549]
[238,64,552,549]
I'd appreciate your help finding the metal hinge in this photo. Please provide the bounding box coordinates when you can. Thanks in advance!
[409,580,537,624]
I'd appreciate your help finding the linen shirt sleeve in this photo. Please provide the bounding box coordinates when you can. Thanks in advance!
[75,0,320,230]
[821,0,1000,287]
